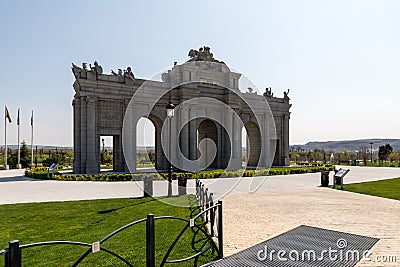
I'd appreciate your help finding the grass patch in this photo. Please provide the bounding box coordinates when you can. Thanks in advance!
[0,195,218,266]
[343,177,400,201]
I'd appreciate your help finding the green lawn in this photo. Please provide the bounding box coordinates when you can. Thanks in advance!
[343,177,400,201]
[0,196,218,266]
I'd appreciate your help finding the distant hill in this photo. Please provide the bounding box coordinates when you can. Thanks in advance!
[1,145,155,152]
[291,139,400,152]
[1,145,73,150]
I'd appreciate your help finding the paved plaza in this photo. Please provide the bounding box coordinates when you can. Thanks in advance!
[1,166,399,266]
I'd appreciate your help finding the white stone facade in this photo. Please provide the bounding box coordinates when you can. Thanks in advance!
[72,50,291,174]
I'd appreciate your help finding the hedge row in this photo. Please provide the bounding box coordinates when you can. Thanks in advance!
[171,165,334,179]
[25,165,334,181]
[294,162,327,166]
[55,173,163,182]
[25,167,59,180]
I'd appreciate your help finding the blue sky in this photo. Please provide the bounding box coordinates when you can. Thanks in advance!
[1,0,399,147]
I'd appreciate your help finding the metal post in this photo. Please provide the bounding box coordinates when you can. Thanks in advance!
[217,200,223,258]
[196,179,199,199]
[146,214,155,267]
[201,185,205,208]
[167,116,172,197]
[4,107,8,170]
[17,108,21,169]
[30,110,34,168]
[205,188,209,223]
[6,240,21,267]
[370,142,373,166]
[210,193,215,236]
[35,146,38,167]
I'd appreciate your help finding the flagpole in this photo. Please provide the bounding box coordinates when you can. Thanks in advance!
[4,106,8,170]
[30,110,34,168]
[17,108,21,169]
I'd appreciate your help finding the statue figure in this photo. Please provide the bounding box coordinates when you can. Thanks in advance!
[111,68,123,76]
[187,46,224,64]
[124,66,135,80]
[90,61,103,75]
[247,87,257,94]
[188,49,198,59]
[263,87,273,97]
[284,89,290,102]
[82,63,89,70]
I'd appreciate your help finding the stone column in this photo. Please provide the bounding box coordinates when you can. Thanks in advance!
[217,123,222,168]
[80,96,87,173]
[179,106,190,169]
[283,113,290,166]
[261,113,272,168]
[85,96,99,174]
[154,121,164,171]
[188,108,197,161]
[73,97,81,174]
[231,111,242,169]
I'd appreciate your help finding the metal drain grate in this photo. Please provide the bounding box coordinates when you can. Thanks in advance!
[203,225,379,267]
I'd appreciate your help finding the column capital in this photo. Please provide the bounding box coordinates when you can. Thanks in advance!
[86,95,98,104]
[283,112,291,120]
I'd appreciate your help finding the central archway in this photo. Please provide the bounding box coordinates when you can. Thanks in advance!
[197,119,218,169]
[196,119,231,170]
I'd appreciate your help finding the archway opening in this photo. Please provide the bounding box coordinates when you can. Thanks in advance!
[197,119,218,169]
[242,127,248,167]
[99,136,113,171]
[136,117,156,170]
[244,121,261,168]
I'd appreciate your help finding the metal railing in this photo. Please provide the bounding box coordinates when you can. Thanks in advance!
[1,186,222,267]
[195,179,222,256]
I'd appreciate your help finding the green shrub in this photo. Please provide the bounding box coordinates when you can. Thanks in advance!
[25,167,59,180]
[26,164,335,181]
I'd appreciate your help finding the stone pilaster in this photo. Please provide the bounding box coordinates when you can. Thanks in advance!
[188,109,197,161]
[80,96,87,172]
[85,96,99,174]
[179,106,189,167]
[283,113,290,166]
[73,97,81,173]
[232,111,242,165]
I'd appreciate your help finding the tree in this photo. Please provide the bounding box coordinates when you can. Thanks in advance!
[7,141,31,168]
[43,154,66,167]
[359,146,369,165]
[147,150,155,164]
[290,152,300,164]
[378,144,393,161]
[100,150,112,166]
[389,151,400,162]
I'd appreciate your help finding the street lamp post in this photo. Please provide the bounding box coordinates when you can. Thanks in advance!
[166,102,175,197]
[370,142,373,165]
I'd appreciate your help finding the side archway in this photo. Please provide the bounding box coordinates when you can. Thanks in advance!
[244,121,261,167]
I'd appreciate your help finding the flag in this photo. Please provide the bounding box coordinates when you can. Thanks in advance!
[5,106,12,123]
[17,108,20,126]
[31,110,33,127]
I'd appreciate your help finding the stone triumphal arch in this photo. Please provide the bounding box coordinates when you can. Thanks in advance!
[72,47,291,174]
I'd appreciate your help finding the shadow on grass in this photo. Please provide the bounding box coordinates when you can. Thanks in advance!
[97,197,157,214]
